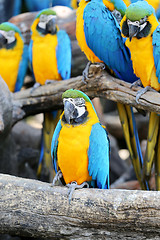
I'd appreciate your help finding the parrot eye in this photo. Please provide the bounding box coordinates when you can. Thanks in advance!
[40,14,47,22]
[74,98,85,106]
[112,9,122,24]
[7,30,15,38]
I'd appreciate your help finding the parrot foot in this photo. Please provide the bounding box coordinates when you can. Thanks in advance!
[52,170,63,186]
[130,79,142,89]
[66,181,89,204]
[82,61,91,83]
[30,82,41,94]
[136,86,157,104]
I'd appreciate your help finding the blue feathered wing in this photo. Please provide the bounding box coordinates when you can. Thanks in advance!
[83,0,137,83]
[15,44,28,92]
[51,119,62,173]
[56,30,72,80]
[88,123,110,189]
[153,24,160,83]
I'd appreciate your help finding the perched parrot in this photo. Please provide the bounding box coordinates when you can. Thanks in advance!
[51,89,110,202]
[76,0,148,189]
[24,0,78,11]
[29,9,71,180]
[121,1,160,189]
[0,22,28,92]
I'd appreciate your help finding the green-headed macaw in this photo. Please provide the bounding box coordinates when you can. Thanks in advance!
[0,22,28,92]
[29,9,72,180]
[51,89,110,202]
[76,0,148,189]
[121,1,160,189]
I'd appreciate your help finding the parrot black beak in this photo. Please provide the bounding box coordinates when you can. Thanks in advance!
[128,24,139,41]
[0,33,7,48]
[64,101,76,124]
[46,18,57,34]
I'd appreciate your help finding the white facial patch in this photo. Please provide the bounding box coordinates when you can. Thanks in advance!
[0,30,15,44]
[63,98,86,119]
[38,14,57,29]
[127,19,147,33]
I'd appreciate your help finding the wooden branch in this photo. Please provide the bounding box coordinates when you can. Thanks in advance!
[0,173,160,239]
[12,65,160,125]
[0,76,12,138]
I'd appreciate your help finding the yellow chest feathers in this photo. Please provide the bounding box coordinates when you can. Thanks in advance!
[31,30,61,85]
[0,33,23,92]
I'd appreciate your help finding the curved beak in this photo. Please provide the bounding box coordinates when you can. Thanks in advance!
[46,18,57,34]
[64,100,75,124]
[128,24,139,42]
[0,33,7,48]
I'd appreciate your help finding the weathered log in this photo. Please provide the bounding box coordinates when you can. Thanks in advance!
[12,65,160,124]
[0,76,12,138]
[0,65,159,137]
[0,173,160,239]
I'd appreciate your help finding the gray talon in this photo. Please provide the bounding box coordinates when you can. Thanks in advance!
[135,86,158,104]
[52,170,62,186]
[66,181,89,204]
[130,79,142,89]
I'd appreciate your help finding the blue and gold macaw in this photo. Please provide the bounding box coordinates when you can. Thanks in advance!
[24,0,78,11]
[51,89,110,202]
[0,22,28,92]
[121,1,160,189]
[76,0,148,189]
[29,9,72,179]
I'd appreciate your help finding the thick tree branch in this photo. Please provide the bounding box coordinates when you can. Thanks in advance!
[12,65,160,126]
[0,173,160,239]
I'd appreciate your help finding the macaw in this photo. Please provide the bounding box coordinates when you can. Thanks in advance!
[120,1,160,189]
[51,89,110,202]
[0,22,28,92]
[29,9,71,180]
[24,0,78,11]
[76,0,148,189]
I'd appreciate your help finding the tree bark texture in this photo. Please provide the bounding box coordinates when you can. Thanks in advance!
[0,173,160,239]
[12,65,160,124]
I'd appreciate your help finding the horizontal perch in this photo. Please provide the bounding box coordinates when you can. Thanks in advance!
[12,65,160,125]
[0,173,160,239]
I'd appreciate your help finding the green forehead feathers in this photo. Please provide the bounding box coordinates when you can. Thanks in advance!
[0,22,21,34]
[62,89,91,103]
[37,9,57,18]
[126,1,154,21]
[109,0,127,17]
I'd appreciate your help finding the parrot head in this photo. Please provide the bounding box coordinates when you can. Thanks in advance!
[121,1,154,41]
[62,89,96,124]
[0,22,22,49]
[103,0,127,24]
[35,9,58,35]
